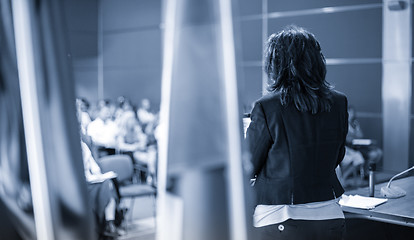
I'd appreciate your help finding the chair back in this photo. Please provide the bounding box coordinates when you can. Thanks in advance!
[98,154,134,183]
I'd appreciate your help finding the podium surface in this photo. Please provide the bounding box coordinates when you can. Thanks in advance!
[342,176,414,227]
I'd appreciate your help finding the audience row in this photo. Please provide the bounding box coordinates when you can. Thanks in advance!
[76,96,159,184]
[75,96,160,239]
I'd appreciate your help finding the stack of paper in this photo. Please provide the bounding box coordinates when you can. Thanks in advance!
[339,194,388,210]
[352,139,373,146]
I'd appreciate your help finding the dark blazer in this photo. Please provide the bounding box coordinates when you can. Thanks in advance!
[247,90,348,205]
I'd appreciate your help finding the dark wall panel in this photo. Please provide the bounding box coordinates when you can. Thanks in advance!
[103,69,161,109]
[68,33,98,58]
[239,19,262,61]
[72,58,97,69]
[63,0,98,58]
[357,116,383,167]
[63,0,99,100]
[63,0,98,32]
[73,69,98,102]
[327,64,382,113]
[240,66,263,111]
[100,0,162,107]
[358,117,383,146]
[102,0,161,31]
[268,0,382,12]
[238,0,262,16]
[103,29,161,68]
[267,8,382,59]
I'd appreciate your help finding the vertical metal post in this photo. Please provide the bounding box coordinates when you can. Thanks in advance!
[158,0,248,239]
[157,0,179,238]
[382,0,412,171]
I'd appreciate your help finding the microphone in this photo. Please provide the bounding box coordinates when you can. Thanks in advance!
[380,166,414,198]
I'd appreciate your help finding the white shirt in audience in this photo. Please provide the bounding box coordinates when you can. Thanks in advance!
[137,108,155,124]
[87,118,119,148]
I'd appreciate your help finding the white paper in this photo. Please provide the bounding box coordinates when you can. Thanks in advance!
[352,139,372,146]
[339,194,388,210]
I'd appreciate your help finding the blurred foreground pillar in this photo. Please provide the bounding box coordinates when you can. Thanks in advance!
[12,0,96,239]
[157,0,252,239]
[382,0,412,171]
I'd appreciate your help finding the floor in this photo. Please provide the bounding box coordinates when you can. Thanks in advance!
[118,217,156,240]
[116,197,156,240]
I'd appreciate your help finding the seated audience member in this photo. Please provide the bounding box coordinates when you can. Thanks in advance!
[114,96,131,120]
[339,146,365,186]
[137,98,156,130]
[76,98,92,136]
[144,115,159,147]
[133,145,157,186]
[115,98,136,128]
[346,106,383,178]
[81,139,125,239]
[87,101,119,156]
[107,100,118,122]
[77,102,125,238]
[88,100,104,121]
[117,115,157,185]
[136,99,160,146]
[117,115,147,152]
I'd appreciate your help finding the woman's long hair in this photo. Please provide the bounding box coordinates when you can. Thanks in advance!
[264,25,332,114]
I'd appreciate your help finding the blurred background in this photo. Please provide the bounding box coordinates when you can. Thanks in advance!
[0,0,413,239]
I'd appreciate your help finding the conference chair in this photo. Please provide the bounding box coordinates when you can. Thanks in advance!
[134,160,151,184]
[97,154,156,228]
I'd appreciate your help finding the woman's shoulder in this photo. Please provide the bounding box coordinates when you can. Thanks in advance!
[250,93,285,118]
[329,90,348,112]
[330,89,347,100]
[256,92,282,105]
[251,93,283,113]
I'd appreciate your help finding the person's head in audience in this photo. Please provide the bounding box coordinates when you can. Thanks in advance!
[76,98,90,113]
[140,98,151,111]
[107,100,117,120]
[117,96,126,108]
[264,25,331,114]
[97,99,108,109]
[98,104,111,122]
[122,99,133,112]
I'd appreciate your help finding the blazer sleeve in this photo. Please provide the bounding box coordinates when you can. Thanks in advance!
[246,102,272,178]
[336,96,349,167]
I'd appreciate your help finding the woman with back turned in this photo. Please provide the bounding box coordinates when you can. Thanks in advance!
[247,25,348,240]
